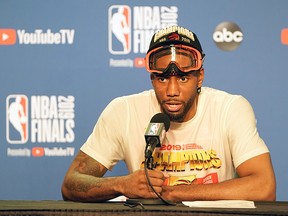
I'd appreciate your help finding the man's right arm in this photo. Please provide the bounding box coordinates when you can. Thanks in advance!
[61,151,164,202]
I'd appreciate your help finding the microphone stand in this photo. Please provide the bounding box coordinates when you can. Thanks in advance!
[146,156,155,170]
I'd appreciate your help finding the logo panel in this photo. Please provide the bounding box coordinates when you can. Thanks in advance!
[108,5,179,68]
[134,58,145,67]
[108,5,131,54]
[6,95,29,144]
[213,22,243,51]
[32,147,45,157]
[281,28,288,45]
[0,29,17,45]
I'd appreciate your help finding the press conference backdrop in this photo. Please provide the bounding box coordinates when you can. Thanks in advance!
[0,0,287,201]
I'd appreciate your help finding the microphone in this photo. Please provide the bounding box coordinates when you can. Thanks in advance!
[124,113,175,206]
[144,113,170,159]
[124,113,174,207]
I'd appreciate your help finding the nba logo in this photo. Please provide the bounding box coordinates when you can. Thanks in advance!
[6,95,29,144]
[108,5,131,54]
[148,123,160,135]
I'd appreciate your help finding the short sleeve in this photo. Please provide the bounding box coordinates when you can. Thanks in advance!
[80,97,126,170]
[225,96,269,168]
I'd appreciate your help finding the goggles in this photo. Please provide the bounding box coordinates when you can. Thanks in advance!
[145,44,203,73]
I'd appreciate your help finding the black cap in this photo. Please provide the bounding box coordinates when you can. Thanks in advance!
[147,25,205,58]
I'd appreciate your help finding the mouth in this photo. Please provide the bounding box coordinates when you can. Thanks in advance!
[164,100,183,112]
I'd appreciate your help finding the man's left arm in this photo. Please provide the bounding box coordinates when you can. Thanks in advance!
[161,152,276,202]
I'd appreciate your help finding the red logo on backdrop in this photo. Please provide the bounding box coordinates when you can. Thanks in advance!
[134,58,145,67]
[0,29,17,45]
[6,95,29,144]
[32,147,45,157]
[281,28,288,45]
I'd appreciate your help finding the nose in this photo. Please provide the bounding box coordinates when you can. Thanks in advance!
[166,76,180,97]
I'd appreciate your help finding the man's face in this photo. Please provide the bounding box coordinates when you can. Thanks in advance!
[151,69,204,122]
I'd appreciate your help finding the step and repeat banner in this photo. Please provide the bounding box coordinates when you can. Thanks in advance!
[0,0,287,200]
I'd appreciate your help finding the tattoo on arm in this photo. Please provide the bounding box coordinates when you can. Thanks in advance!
[75,153,106,176]
[67,152,108,193]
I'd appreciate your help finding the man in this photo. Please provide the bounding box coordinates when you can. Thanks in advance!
[61,26,276,202]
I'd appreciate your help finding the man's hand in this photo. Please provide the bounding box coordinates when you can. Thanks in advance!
[119,169,165,199]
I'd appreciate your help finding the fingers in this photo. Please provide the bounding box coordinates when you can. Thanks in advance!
[147,174,164,187]
[146,169,165,180]
[145,169,165,195]
[123,169,166,199]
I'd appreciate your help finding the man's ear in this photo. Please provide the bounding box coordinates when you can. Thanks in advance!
[198,68,205,87]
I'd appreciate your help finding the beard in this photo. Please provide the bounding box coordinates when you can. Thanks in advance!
[156,96,195,123]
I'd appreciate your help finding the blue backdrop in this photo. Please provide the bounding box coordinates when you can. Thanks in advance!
[0,0,287,201]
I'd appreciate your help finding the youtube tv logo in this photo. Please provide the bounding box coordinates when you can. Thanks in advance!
[32,147,45,157]
[0,29,17,45]
[281,28,288,45]
[134,58,145,68]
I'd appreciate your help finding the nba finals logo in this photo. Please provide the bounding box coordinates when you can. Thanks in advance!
[6,95,28,144]
[108,5,131,54]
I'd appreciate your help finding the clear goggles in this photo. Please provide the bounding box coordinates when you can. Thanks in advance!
[145,44,203,74]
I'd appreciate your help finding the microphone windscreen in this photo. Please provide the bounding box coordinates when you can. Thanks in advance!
[150,113,170,131]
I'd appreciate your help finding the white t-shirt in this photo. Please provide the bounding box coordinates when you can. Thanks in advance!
[81,87,268,185]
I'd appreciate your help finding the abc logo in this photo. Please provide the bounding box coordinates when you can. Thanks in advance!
[213,22,243,51]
